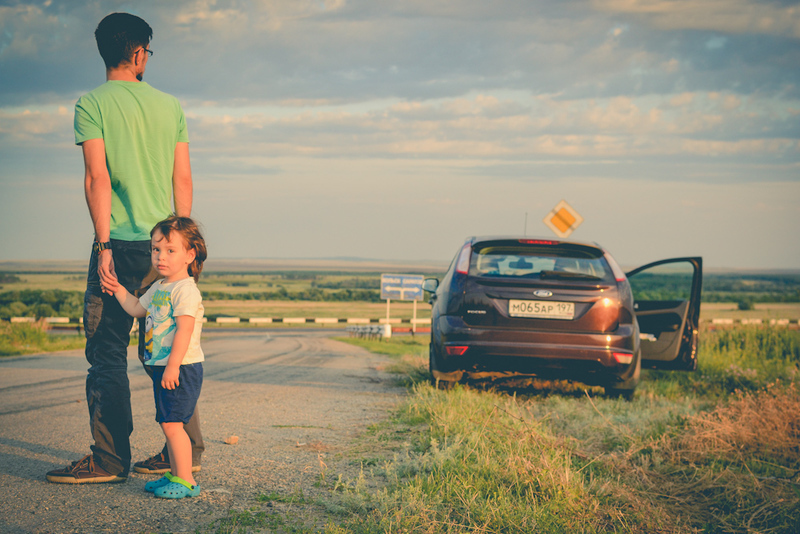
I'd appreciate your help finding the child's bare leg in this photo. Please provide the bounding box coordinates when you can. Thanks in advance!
[161,422,196,486]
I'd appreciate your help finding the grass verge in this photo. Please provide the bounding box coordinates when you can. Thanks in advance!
[195,327,800,533]
[0,321,85,356]
[334,335,429,386]
[321,326,800,533]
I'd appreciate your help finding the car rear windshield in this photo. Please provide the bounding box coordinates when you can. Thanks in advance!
[469,242,614,282]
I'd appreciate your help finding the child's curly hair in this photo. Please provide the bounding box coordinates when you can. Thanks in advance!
[151,216,207,282]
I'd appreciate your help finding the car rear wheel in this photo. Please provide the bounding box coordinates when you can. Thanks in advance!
[429,343,456,390]
[604,350,641,400]
[605,386,635,400]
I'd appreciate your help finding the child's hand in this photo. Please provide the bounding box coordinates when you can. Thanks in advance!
[104,276,122,296]
[111,284,147,318]
[161,365,180,390]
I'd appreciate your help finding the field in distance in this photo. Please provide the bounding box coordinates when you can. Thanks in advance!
[0,258,447,290]
[2,260,799,322]
[204,299,430,321]
[0,259,445,321]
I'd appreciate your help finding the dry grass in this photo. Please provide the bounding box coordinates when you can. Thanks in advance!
[333,330,800,533]
[676,384,800,466]
[595,385,800,533]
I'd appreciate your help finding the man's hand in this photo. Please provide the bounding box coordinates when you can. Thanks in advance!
[97,249,118,295]
[161,365,180,390]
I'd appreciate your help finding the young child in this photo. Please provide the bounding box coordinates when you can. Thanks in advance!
[110,216,207,499]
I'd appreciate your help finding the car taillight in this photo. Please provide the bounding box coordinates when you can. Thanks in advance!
[455,242,471,274]
[518,239,559,245]
[613,352,633,365]
[598,298,621,331]
[602,297,618,310]
[446,346,469,356]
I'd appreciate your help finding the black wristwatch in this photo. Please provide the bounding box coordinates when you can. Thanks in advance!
[92,241,112,254]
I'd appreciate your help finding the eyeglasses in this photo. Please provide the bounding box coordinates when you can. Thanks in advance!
[138,47,154,57]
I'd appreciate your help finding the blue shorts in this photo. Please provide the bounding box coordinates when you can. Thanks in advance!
[150,363,203,424]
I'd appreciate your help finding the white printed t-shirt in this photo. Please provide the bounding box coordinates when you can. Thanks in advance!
[139,277,205,366]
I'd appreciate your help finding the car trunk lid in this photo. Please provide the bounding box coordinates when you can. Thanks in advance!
[461,239,621,333]
[462,277,620,333]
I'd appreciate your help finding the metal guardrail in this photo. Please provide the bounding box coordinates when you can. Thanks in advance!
[4,316,797,328]
[346,324,392,339]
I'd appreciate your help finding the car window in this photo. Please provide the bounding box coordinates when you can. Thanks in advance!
[469,245,613,281]
[628,262,695,301]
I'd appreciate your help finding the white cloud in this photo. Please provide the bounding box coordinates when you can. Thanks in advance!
[593,0,800,38]
[0,106,73,146]
[0,5,48,57]
[177,88,800,165]
[681,138,796,156]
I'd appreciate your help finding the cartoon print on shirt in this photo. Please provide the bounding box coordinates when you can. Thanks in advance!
[144,288,177,363]
[143,314,154,361]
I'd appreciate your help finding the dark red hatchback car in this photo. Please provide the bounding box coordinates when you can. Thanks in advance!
[423,236,702,397]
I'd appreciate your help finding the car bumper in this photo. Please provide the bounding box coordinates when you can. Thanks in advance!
[435,315,637,383]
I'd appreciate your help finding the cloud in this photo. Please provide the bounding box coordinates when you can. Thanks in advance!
[0,4,61,58]
[1,87,795,172]
[2,0,798,107]
[680,138,796,156]
[174,89,800,167]
[592,0,800,38]
[0,106,73,146]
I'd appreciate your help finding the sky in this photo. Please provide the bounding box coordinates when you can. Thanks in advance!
[1,0,798,270]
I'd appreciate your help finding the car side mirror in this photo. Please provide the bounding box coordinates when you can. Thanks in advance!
[422,278,439,293]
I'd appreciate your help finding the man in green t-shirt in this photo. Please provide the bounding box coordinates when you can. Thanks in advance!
[46,12,204,484]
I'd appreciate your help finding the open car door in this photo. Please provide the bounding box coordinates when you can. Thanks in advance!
[626,257,702,371]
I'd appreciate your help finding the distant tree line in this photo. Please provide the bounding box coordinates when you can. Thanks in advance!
[632,289,800,303]
[201,287,382,302]
[0,290,83,320]
[0,287,383,319]
[312,278,380,289]
[630,273,800,303]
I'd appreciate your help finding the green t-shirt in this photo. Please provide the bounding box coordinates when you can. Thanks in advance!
[74,81,189,241]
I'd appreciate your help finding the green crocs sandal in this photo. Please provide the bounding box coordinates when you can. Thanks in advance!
[154,475,201,499]
[144,471,173,493]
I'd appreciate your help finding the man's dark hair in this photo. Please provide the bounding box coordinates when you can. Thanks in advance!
[94,13,152,69]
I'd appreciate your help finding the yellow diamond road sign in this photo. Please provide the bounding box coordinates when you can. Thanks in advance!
[543,200,583,238]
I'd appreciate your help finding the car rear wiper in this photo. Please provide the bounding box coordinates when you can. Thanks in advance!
[540,270,602,281]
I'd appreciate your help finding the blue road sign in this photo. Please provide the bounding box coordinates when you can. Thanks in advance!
[380,274,424,301]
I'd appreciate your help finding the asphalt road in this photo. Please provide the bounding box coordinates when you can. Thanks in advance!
[0,331,404,533]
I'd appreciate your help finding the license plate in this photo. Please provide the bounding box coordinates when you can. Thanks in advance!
[508,299,574,320]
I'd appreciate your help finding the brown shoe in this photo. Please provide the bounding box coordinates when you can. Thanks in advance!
[133,451,201,474]
[46,455,126,484]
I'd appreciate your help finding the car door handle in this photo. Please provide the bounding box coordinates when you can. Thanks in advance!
[640,333,657,342]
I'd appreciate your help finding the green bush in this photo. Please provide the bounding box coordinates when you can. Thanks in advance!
[202,288,382,302]
[0,321,85,356]
[0,289,83,319]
